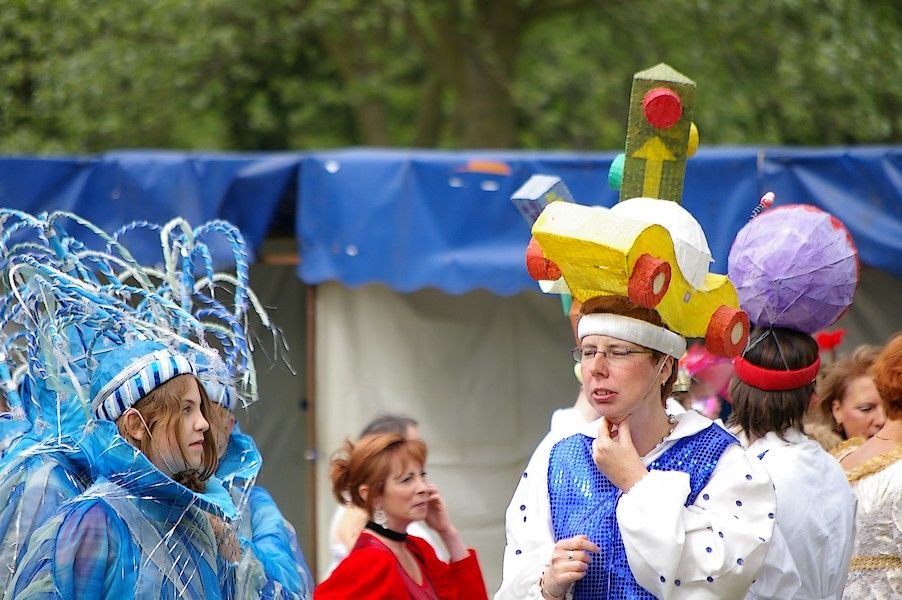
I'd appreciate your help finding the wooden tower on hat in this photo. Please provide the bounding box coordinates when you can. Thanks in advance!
[613,63,698,204]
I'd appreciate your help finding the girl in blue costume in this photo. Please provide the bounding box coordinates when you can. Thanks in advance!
[497,296,780,600]
[0,208,190,591]
[136,215,314,598]
[0,374,94,593]
[8,339,237,599]
[0,322,112,592]
[205,377,314,599]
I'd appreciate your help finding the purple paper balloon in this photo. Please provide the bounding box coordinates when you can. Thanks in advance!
[728,204,859,334]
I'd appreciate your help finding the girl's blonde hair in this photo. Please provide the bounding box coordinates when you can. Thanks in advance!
[117,374,218,492]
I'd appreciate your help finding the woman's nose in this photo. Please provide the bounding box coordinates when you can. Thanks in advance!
[197,415,210,432]
[588,353,610,374]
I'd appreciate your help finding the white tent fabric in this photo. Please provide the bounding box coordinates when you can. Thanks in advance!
[313,282,579,591]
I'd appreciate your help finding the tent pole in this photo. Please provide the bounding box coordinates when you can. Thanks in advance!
[305,283,318,578]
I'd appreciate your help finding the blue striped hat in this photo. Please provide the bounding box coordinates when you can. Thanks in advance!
[202,377,237,411]
[90,340,195,421]
[193,350,237,412]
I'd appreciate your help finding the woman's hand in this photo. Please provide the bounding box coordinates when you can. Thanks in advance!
[592,417,648,492]
[541,535,599,599]
[424,483,471,562]
[424,483,453,534]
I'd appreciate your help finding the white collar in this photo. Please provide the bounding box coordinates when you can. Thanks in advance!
[576,408,713,442]
[731,427,808,452]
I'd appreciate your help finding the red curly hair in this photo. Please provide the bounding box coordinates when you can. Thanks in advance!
[871,334,902,420]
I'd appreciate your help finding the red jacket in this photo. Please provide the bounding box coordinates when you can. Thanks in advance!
[315,532,488,600]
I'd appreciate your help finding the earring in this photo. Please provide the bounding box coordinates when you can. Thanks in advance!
[373,506,387,526]
[834,421,844,435]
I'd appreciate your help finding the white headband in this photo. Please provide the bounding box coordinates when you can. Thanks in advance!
[577,313,687,358]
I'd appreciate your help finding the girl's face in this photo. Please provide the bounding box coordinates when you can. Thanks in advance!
[150,377,210,477]
[375,457,429,532]
[832,375,886,439]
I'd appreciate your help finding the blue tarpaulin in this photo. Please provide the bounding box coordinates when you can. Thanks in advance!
[0,147,899,294]
[297,147,902,293]
[0,152,302,265]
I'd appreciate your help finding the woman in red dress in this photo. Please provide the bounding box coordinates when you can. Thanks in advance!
[315,433,488,600]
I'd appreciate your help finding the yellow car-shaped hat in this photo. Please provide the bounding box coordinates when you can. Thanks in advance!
[527,198,749,357]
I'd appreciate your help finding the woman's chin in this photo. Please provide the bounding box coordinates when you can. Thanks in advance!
[594,407,625,423]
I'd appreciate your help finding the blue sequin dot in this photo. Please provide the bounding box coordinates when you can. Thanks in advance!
[675,580,681,586]
[718,531,724,538]
[660,576,666,583]
[520,505,526,511]
[737,558,744,566]
[522,516,526,522]
[515,549,522,555]
[706,547,712,553]
[768,512,775,519]
[702,493,710,501]
[736,500,743,507]
[745,474,752,480]
[706,576,714,583]
[522,472,528,478]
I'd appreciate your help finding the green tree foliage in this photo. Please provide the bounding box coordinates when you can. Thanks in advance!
[0,0,898,153]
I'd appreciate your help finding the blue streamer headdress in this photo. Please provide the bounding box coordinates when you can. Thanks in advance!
[0,210,240,527]
[0,211,228,441]
[115,216,287,411]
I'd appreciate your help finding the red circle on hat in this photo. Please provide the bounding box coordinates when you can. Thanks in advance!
[643,88,682,129]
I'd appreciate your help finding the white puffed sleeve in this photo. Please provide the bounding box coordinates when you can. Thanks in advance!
[494,433,558,600]
[617,443,781,600]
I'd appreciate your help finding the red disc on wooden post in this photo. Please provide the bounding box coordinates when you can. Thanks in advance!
[643,87,682,129]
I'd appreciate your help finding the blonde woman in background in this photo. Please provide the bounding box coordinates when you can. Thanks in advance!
[811,345,885,453]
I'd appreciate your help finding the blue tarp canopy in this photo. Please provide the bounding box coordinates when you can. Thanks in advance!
[0,147,899,294]
[0,152,302,264]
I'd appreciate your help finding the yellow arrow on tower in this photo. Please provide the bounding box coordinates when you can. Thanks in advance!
[632,136,676,198]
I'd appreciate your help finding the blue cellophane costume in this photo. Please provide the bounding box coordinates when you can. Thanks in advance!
[0,374,96,592]
[0,407,30,460]
[8,419,237,599]
[0,438,92,592]
[218,423,313,599]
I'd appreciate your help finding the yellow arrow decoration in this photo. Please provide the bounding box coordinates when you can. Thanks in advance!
[632,136,676,198]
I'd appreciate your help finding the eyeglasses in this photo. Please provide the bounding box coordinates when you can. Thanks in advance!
[571,345,652,363]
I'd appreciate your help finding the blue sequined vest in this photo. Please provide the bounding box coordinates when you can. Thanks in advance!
[548,424,737,599]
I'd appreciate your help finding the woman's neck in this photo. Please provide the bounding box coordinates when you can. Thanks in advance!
[873,420,902,443]
[628,405,674,457]
[367,518,410,544]
[841,419,902,471]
